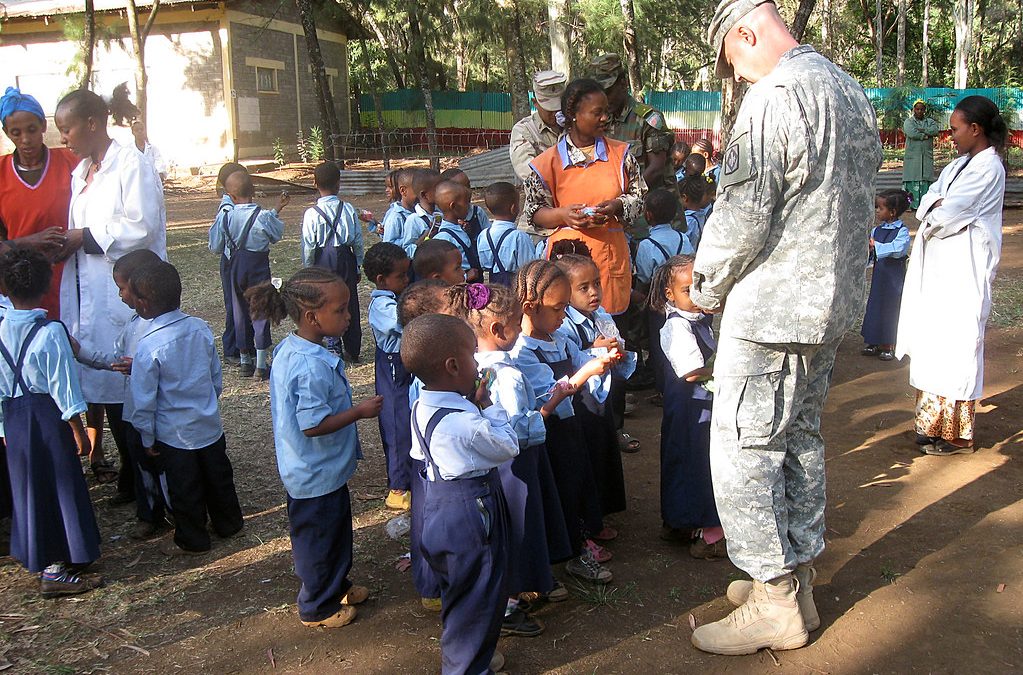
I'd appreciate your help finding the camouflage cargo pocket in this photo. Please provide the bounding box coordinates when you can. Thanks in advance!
[734,370,783,447]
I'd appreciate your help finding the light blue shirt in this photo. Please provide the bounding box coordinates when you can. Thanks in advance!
[129,310,223,450]
[408,375,425,409]
[684,208,707,247]
[635,223,695,284]
[535,238,548,260]
[558,306,637,380]
[209,202,284,258]
[433,220,473,270]
[675,167,686,182]
[0,309,86,436]
[208,195,234,256]
[78,313,153,419]
[477,220,537,276]
[301,195,365,267]
[409,389,519,481]
[404,204,437,257]
[381,201,413,245]
[368,290,401,353]
[873,220,911,259]
[476,350,545,449]
[510,331,608,420]
[270,333,362,498]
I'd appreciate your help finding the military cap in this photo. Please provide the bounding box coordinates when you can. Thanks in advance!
[707,0,775,79]
[532,71,568,112]
[589,53,625,90]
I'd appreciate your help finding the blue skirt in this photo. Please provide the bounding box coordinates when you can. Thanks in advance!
[497,443,572,593]
[660,376,719,530]
[543,414,604,552]
[313,244,362,359]
[861,258,907,345]
[4,393,100,572]
[573,398,627,517]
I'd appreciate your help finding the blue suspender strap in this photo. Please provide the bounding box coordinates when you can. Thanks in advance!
[675,232,687,256]
[235,206,263,251]
[410,403,461,481]
[312,203,347,246]
[0,318,47,397]
[489,228,515,273]
[648,238,671,262]
[220,207,239,255]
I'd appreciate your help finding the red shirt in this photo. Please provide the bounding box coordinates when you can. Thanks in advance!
[0,146,78,315]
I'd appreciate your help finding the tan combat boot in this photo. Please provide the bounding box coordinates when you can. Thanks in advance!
[725,564,820,631]
[691,573,809,655]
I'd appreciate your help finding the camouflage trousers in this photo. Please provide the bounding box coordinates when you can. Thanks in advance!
[709,336,841,582]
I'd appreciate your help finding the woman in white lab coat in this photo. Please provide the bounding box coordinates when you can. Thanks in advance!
[896,96,1007,456]
[53,89,166,490]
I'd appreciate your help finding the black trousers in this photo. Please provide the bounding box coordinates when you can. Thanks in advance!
[158,435,243,551]
[103,403,134,498]
[287,484,353,622]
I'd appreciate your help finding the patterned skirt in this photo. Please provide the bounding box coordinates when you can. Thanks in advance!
[915,390,975,443]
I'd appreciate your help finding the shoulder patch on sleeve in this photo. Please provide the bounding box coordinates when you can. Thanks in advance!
[719,131,754,190]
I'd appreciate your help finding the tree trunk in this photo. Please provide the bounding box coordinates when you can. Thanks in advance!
[953,0,974,88]
[359,39,389,170]
[498,0,531,121]
[790,0,816,42]
[125,0,160,126]
[720,78,747,147]
[81,0,95,89]
[451,0,469,90]
[296,0,341,162]
[408,6,439,169]
[896,0,906,86]
[922,0,930,85]
[366,15,405,89]
[619,0,642,99]
[547,0,571,76]
[820,0,832,57]
[875,0,884,85]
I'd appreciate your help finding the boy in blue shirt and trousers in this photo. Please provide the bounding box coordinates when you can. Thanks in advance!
[301,161,366,362]
[477,182,537,286]
[432,180,482,282]
[128,261,243,556]
[209,169,289,379]
[402,313,519,675]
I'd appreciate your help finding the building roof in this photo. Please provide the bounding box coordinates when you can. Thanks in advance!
[0,0,198,18]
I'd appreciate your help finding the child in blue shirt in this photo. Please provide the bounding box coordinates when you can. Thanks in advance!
[301,162,367,362]
[365,242,414,511]
[634,189,694,394]
[678,174,709,248]
[0,248,101,598]
[381,168,417,249]
[402,312,520,675]
[440,167,491,241]
[248,267,383,628]
[477,182,537,286]
[406,168,442,257]
[511,260,620,585]
[75,249,168,540]
[432,180,482,282]
[861,189,913,360]
[209,169,290,379]
[128,261,243,556]
[212,161,247,365]
[412,239,466,286]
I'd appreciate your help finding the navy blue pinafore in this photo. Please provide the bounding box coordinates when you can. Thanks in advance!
[412,405,509,675]
[659,313,720,531]
[484,227,516,287]
[645,235,689,393]
[437,226,481,277]
[224,207,272,350]
[1,318,100,573]
[861,224,908,346]
[532,347,604,550]
[310,204,362,359]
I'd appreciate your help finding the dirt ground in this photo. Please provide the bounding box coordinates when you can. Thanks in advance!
[0,182,1021,674]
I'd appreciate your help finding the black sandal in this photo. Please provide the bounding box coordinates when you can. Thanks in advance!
[90,460,119,484]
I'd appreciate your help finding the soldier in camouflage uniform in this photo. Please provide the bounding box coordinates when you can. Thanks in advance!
[509,71,566,184]
[689,0,882,655]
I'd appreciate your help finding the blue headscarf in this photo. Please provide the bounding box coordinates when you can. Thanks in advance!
[0,87,46,125]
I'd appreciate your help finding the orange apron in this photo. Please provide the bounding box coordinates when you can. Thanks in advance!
[531,138,633,315]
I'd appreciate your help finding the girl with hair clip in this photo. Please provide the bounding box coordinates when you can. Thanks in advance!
[896,95,1007,457]
[861,189,912,361]
[447,282,573,636]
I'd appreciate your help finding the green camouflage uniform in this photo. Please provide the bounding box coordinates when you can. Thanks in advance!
[691,45,883,582]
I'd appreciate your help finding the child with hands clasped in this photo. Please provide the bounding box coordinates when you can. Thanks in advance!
[247,267,383,629]
[647,255,725,559]
[129,261,244,556]
[401,313,520,675]
[0,248,102,598]
[510,260,621,585]
[861,190,912,361]
[449,282,573,638]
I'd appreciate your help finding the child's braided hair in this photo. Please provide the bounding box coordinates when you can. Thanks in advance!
[515,259,568,307]
[445,282,519,336]
[246,267,342,326]
[646,254,696,314]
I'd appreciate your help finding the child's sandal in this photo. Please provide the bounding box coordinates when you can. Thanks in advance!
[90,460,119,484]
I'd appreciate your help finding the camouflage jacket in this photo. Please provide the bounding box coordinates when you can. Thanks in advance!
[510,111,562,182]
[605,96,675,188]
[691,45,883,344]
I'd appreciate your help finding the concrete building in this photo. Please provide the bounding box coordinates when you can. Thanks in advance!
[0,0,362,171]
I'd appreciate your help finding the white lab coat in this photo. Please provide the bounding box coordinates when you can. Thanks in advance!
[60,138,167,403]
[895,146,1004,400]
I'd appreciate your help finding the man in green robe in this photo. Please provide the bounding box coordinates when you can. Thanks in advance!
[903,99,940,205]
